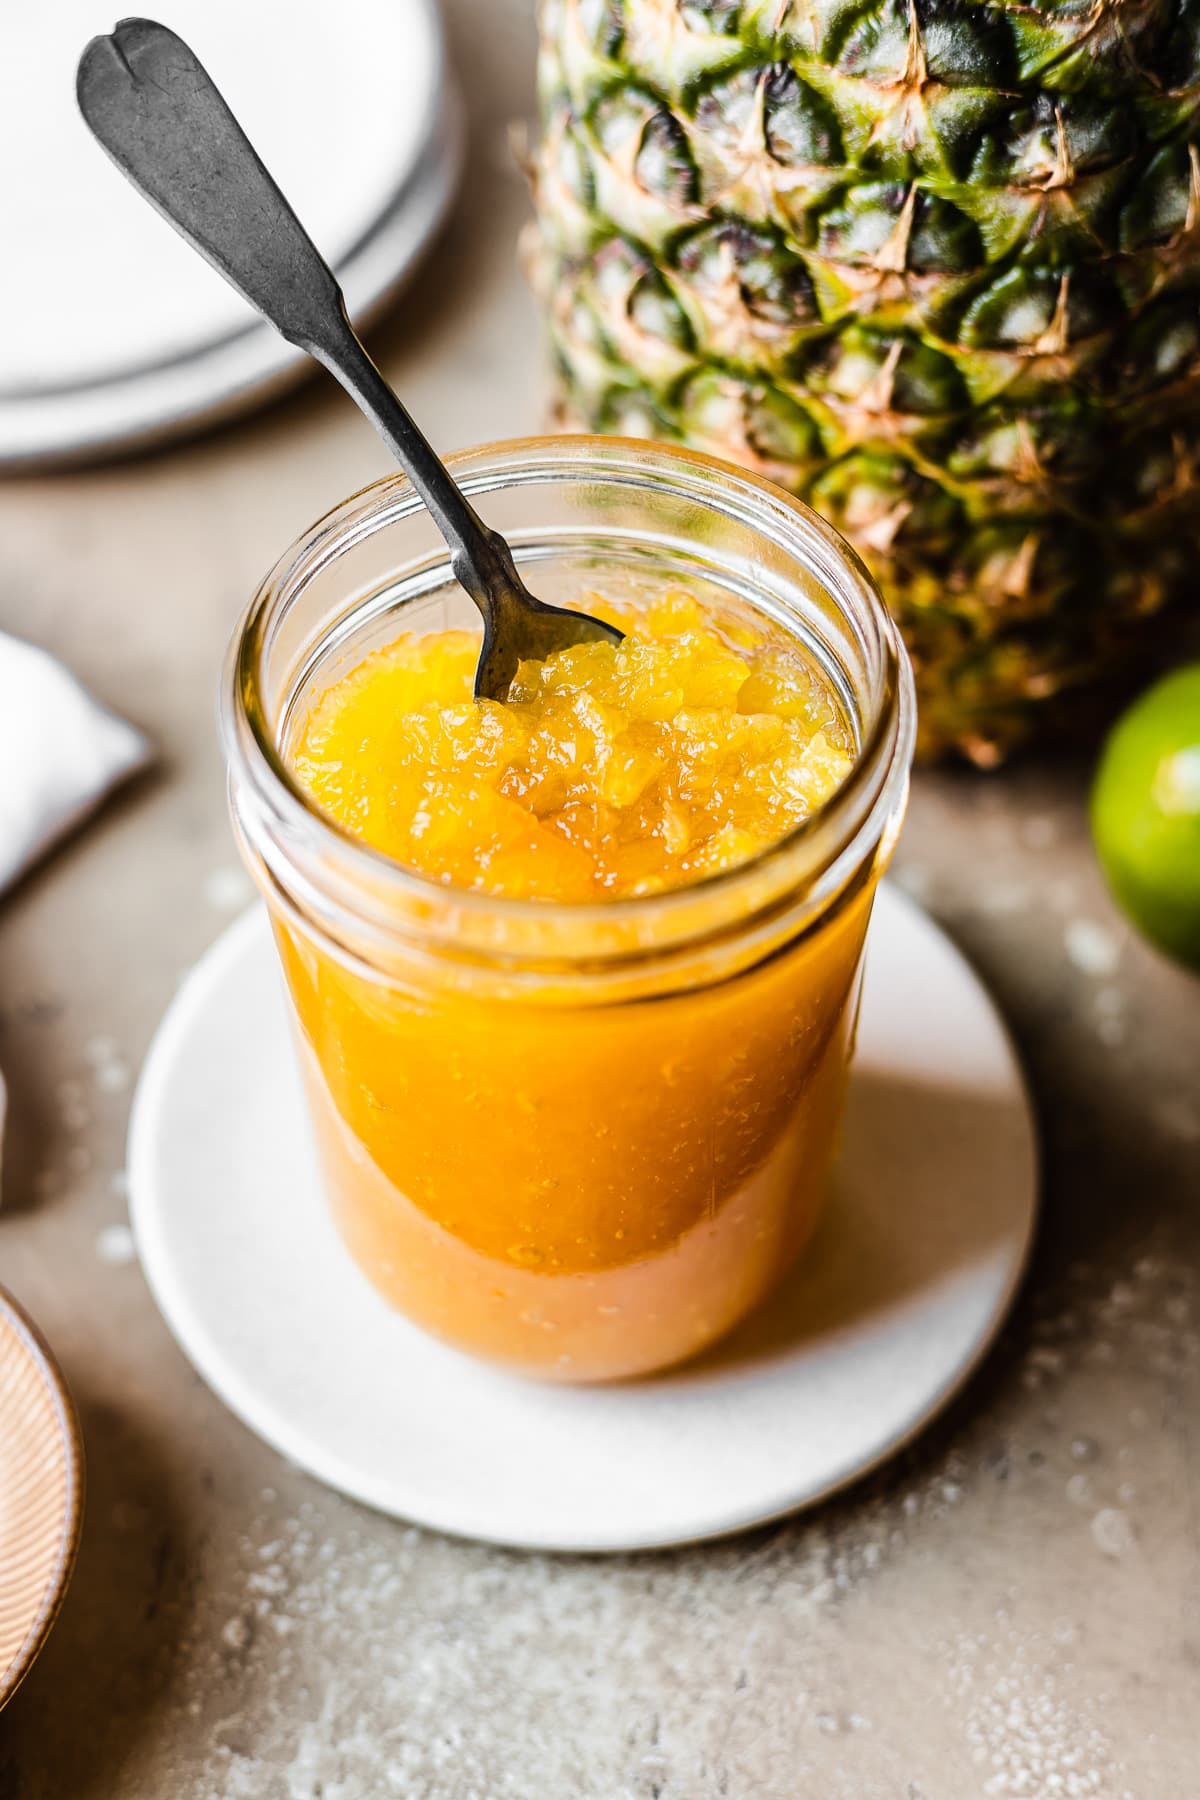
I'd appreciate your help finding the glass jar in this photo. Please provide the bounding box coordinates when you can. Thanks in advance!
[222,437,915,1382]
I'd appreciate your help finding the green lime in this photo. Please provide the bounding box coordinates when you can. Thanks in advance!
[1090,664,1200,971]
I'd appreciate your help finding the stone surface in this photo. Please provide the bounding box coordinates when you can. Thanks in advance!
[1,4,1197,1795]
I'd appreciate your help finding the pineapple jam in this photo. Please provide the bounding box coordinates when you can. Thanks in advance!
[291,592,854,900]
[278,590,878,1381]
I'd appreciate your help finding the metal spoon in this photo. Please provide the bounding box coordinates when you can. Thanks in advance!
[76,17,621,700]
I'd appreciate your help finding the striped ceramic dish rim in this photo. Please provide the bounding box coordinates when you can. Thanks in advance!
[0,1287,84,1711]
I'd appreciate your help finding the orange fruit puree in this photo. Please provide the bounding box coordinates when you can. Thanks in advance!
[291,591,854,900]
[279,591,878,1380]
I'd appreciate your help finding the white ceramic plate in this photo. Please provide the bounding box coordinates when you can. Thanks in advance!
[0,0,461,463]
[129,886,1038,1553]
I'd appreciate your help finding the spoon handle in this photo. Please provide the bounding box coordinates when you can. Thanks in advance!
[76,17,515,615]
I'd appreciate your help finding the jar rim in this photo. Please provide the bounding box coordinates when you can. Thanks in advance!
[221,435,915,975]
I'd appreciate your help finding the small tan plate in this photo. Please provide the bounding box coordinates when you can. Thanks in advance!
[0,1288,83,1710]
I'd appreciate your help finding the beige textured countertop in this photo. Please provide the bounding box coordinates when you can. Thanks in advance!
[1,5,1197,1794]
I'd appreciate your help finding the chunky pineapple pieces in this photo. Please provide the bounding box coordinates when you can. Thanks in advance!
[291,594,853,899]
[527,0,1200,763]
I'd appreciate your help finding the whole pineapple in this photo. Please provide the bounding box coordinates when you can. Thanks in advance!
[527,0,1200,763]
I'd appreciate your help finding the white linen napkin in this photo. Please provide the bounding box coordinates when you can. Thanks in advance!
[0,631,152,1201]
[0,631,151,895]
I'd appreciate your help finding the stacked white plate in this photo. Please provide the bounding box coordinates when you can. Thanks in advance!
[0,1,461,464]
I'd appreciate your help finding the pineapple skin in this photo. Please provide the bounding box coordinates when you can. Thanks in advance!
[526,0,1200,764]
